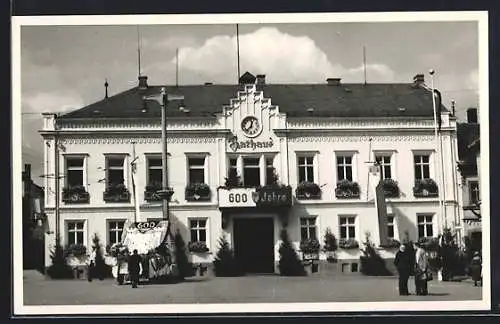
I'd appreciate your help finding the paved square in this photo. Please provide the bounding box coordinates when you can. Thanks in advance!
[22,270,482,305]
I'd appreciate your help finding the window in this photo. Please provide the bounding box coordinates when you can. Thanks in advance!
[337,155,353,181]
[108,220,125,245]
[147,156,162,186]
[188,156,206,184]
[469,181,480,205]
[66,157,85,187]
[67,221,85,245]
[300,217,317,240]
[106,156,125,188]
[375,155,392,179]
[266,157,275,185]
[414,154,430,180]
[339,216,356,239]
[387,215,395,239]
[298,156,314,182]
[243,157,260,187]
[417,214,434,238]
[189,219,207,242]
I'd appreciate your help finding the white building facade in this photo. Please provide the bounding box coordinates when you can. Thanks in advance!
[40,73,461,274]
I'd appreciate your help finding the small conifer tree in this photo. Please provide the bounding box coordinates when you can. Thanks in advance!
[46,235,72,279]
[278,229,306,276]
[174,229,190,280]
[91,233,109,280]
[324,227,338,252]
[213,235,240,277]
[360,232,392,276]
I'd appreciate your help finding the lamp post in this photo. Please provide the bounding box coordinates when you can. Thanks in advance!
[144,87,184,241]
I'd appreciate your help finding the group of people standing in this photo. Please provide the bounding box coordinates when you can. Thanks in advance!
[394,242,431,296]
[394,242,483,296]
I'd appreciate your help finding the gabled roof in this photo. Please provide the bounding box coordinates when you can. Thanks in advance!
[59,79,447,120]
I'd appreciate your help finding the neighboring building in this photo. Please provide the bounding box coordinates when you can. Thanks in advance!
[40,72,460,274]
[22,164,46,272]
[457,108,481,250]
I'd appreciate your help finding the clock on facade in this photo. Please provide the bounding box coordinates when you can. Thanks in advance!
[241,116,262,137]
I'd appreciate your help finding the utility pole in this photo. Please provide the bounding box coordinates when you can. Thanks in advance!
[54,121,60,242]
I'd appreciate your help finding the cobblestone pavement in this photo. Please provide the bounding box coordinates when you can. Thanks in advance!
[23,271,482,305]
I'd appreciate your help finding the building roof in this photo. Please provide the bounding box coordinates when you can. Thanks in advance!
[59,78,447,120]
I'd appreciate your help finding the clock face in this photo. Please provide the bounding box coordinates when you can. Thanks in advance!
[241,116,261,137]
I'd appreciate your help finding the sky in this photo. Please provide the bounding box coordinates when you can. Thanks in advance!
[20,21,480,186]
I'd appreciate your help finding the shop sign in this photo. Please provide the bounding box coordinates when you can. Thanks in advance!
[218,186,292,208]
[133,221,159,232]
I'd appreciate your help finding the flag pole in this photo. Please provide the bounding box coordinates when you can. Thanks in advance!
[236,24,240,82]
[131,141,140,222]
[429,70,445,231]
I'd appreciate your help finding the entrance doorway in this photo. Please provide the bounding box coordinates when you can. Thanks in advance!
[233,217,275,274]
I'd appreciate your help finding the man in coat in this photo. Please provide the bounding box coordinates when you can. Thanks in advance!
[414,242,429,296]
[394,244,412,295]
[128,249,142,288]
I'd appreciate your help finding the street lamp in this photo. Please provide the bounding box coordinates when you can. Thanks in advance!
[143,87,184,240]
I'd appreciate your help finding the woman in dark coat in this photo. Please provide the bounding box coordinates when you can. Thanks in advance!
[394,244,412,295]
[470,251,482,287]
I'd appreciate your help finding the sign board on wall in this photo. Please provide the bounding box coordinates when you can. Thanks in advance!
[218,187,292,208]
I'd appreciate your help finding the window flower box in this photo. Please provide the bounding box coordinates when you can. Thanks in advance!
[295,181,322,200]
[144,182,166,202]
[338,238,359,250]
[381,178,400,198]
[65,243,87,266]
[185,183,211,201]
[103,183,130,203]
[379,238,401,249]
[188,241,210,253]
[335,179,360,199]
[413,178,438,198]
[300,238,321,260]
[62,185,90,204]
[418,237,440,252]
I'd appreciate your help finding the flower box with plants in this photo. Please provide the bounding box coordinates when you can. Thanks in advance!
[381,178,400,198]
[413,178,439,198]
[188,241,211,264]
[144,181,164,202]
[64,243,87,266]
[62,185,90,204]
[379,238,401,249]
[185,183,211,201]
[335,179,361,199]
[418,237,440,252]
[217,169,243,190]
[103,183,130,202]
[338,238,360,250]
[299,238,321,260]
[295,181,322,200]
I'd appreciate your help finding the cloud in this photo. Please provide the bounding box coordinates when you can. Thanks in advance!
[22,91,84,114]
[344,63,396,83]
[156,27,395,84]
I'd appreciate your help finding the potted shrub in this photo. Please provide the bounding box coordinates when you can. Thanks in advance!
[323,228,338,262]
[300,238,321,260]
[381,178,400,198]
[413,178,439,198]
[218,169,243,190]
[62,185,90,204]
[295,181,321,200]
[185,183,211,201]
[338,238,359,250]
[103,183,130,202]
[335,179,361,199]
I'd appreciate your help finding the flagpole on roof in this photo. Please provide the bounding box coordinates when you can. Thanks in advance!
[236,24,241,82]
[429,70,446,231]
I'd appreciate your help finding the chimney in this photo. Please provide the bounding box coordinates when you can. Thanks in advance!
[138,75,148,90]
[467,108,478,124]
[326,78,341,86]
[413,74,425,86]
[256,74,266,86]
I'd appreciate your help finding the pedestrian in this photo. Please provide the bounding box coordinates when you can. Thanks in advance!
[470,251,482,287]
[414,242,430,296]
[87,247,97,282]
[128,249,142,288]
[394,244,412,295]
